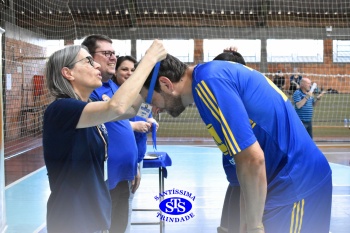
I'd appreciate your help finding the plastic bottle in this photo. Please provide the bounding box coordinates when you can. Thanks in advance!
[344,119,348,127]
[310,83,317,93]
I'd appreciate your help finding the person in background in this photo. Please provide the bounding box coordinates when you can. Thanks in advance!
[141,54,332,233]
[213,47,245,233]
[112,55,159,233]
[82,34,162,233]
[293,77,326,138]
[43,41,166,233]
[289,69,302,94]
[214,48,246,66]
[273,70,286,91]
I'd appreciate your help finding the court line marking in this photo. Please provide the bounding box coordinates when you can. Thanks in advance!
[5,166,46,190]
[33,223,46,233]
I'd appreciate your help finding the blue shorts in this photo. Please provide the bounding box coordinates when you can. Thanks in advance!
[263,176,332,233]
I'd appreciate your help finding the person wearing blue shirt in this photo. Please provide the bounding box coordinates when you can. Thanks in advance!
[289,71,302,94]
[112,55,159,233]
[141,55,332,233]
[82,34,165,233]
[293,78,325,138]
[90,79,139,233]
[213,49,246,233]
[43,41,166,233]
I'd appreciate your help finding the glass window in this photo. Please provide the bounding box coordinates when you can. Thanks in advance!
[112,40,131,56]
[74,39,131,55]
[136,39,194,62]
[203,39,261,62]
[267,39,323,62]
[333,40,350,63]
[46,40,65,56]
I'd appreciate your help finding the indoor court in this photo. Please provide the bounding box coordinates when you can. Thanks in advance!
[1,0,350,233]
[3,143,350,233]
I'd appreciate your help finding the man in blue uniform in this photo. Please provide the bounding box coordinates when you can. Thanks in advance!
[140,55,332,233]
[83,34,139,233]
[213,49,246,233]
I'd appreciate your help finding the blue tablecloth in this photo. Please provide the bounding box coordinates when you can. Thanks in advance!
[143,152,172,178]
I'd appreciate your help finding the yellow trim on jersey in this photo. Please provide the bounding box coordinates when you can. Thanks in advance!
[290,199,305,233]
[195,81,241,155]
[249,119,256,128]
[265,76,289,101]
[195,85,220,122]
[195,87,235,155]
[207,124,229,155]
[200,81,241,153]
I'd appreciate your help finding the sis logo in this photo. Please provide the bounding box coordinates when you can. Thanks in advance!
[154,188,195,223]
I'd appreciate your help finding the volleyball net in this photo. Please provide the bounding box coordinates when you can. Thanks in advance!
[1,0,350,156]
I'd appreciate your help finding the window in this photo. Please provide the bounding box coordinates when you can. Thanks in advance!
[267,39,323,63]
[333,40,350,63]
[74,39,131,55]
[112,40,131,56]
[46,40,65,56]
[136,39,194,62]
[203,39,261,62]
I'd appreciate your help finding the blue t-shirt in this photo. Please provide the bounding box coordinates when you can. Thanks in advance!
[43,98,111,233]
[192,61,331,207]
[90,80,138,189]
[293,89,315,122]
[129,115,148,163]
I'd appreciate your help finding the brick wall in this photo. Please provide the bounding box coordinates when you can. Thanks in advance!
[4,37,48,141]
[193,39,350,93]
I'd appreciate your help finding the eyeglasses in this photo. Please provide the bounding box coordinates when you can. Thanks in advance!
[68,56,95,67]
[93,50,119,58]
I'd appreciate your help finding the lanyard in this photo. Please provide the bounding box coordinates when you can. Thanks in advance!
[96,125,108,161]
[147,62,161,150]
[146,62,161,104]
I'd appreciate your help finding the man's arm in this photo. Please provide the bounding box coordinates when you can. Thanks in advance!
[76,40,166,128]
[234,141,266,233]
[313,91,326,107]
[294,92,312,109]
[290,80,300,89]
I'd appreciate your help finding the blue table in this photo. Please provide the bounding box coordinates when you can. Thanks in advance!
[131,152,172,233]
[143,151,172,177]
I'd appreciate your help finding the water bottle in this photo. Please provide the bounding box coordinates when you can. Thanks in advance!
[344,119,348,127]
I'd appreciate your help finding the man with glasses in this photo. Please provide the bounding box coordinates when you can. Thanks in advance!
[82,34,139,233]
[93,50,119,58]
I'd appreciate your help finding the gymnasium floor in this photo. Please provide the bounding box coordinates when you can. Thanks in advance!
[4,143,350,233]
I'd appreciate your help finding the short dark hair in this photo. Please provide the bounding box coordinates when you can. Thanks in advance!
[81,34,113,54]
[112,55,138,85]
[115,55,137,70]
[144,54,188,92]
[213,51,246,65]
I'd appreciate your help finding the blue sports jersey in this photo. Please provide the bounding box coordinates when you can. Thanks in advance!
[192,60,331,207]
[90,80,138,190]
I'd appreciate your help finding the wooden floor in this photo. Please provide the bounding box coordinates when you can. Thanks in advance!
[3,141,350,233]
